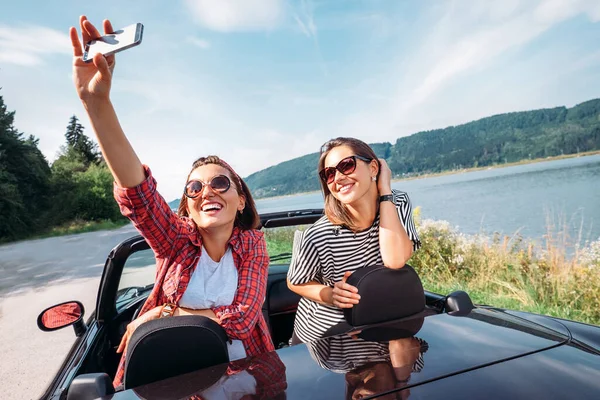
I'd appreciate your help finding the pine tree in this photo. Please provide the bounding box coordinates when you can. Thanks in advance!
[0,92,51,240]
[65,115,99,166]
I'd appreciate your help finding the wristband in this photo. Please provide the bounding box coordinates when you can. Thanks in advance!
[379,194,394,203]
[160,303,177,318]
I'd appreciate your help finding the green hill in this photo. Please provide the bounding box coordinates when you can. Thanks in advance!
[245,99,600,199]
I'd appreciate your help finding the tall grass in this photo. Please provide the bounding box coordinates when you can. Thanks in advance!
[264,209,600,326]
[410,207,600,325]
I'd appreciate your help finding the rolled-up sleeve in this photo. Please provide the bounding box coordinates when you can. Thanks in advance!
[211,232,269,341]
[114,165,189,258]
[393,190,421,251]
[287,229,321,285]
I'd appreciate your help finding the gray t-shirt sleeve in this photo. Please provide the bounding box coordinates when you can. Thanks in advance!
[287,229,322,285]
[393,189,421,251]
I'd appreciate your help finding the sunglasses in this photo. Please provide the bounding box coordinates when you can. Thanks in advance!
[184,175,231,199]
[319,155,372,184]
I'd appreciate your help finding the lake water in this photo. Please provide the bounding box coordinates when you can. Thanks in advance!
[256,155,600,245]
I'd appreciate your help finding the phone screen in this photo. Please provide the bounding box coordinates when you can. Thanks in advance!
[83,23,143,62]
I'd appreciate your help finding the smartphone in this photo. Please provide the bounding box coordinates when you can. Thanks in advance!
[82,23,144,63]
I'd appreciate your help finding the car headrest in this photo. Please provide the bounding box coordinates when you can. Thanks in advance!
[343,264,425,327]
[124,315,229,390]
[445,290,474,316]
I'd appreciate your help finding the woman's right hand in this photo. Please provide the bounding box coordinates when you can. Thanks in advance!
[331,271,361,308]
[69,16,116,103]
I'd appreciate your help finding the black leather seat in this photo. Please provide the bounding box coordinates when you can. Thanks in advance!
[124,315,229,389]
[320,264,431,338]
[344,264,427,328]
[262,264,301,347]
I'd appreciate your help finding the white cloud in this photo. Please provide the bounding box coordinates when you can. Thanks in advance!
[394,0,600,119]
[186,36,211,49]
[0,25,70,66]
[293,0,317,38]
[184,0,284,32]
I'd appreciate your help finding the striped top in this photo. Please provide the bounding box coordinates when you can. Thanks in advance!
[288,190,421,343]
[306,334,428,374]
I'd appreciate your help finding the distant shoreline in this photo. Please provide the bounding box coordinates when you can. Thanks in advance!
[255,150,600,201]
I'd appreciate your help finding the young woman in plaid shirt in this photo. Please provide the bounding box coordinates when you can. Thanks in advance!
[69,17,274,388]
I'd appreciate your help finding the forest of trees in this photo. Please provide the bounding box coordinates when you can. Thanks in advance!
[245,99,600,198]
[0,93,123,243]
[2,91,600,242]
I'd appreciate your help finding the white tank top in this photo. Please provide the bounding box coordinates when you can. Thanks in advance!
[179,246,247,361]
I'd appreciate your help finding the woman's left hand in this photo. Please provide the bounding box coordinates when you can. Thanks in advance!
[377,158,392,195]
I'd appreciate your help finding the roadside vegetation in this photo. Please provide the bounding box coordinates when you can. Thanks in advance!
[264,208,600,326]
[0,93,125,244]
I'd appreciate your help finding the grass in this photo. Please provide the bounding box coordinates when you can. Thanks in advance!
[410,207,600,325]
[264,208,600,326]
[264,226,308,263]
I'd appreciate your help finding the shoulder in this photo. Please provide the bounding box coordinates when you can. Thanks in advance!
[302,216,336,244]
[237,228,266,249]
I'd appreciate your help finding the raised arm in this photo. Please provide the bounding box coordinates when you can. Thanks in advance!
[377,159,415,269]
[70,16,144,188]
[71,17,189,257]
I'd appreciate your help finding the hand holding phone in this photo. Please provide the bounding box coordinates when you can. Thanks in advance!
[82,23,143,63]
[70,16,120,102]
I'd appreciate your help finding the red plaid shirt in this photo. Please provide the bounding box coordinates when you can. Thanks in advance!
[112,165,274,388]
[188,351,287,399]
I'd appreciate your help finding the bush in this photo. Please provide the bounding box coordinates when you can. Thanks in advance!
[409,207,600,325]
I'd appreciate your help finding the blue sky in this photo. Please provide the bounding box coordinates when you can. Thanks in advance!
[1,0,600,200]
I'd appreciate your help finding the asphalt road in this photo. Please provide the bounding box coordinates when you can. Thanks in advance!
[0,224,139,400]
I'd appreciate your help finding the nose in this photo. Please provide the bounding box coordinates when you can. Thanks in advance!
[200,184,217,198]
[333,169,345,184]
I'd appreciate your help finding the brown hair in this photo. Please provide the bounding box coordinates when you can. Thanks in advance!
[177,156,260,230]
[318,137,380,230]
[345,361,398,400]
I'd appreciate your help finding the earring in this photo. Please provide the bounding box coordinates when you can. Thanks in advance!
[372,176,376,181]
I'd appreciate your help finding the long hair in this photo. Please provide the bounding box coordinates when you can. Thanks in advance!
[177,156,260,230]
[318,137,380,230]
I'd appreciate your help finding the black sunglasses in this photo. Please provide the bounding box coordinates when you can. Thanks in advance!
[184,175,231,199]
[319,155,372,184]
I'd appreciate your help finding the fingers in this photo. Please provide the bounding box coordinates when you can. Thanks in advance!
[332,284,360,308]
[116,332,128,354]
[103,19,114,35]
[79,16,91,45]
[336,279,358,294]
[82,18,102,41]
[69,27,83,57]
[93,53,111,79]
[341,270,352,284]
[332,291,360,306]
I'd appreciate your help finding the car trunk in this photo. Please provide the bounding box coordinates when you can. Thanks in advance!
[105,307,570,399]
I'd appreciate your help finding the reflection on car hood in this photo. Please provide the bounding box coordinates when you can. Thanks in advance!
[105,308,580,400]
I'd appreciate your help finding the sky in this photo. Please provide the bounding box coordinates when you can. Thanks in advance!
[1,0,600,201]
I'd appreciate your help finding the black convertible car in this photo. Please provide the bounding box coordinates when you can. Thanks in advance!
[38,209,600,399]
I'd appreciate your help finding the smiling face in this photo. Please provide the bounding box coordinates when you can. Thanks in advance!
[323,145,378,206]
[185,164,246,231]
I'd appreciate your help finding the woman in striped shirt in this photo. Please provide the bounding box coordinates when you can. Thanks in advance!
[287,137,421,343]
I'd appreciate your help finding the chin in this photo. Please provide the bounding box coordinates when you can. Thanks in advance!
[192,215,234,230]
[334,188,360,204]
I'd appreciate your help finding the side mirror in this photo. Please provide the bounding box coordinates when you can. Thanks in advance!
[37,301,87,337]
